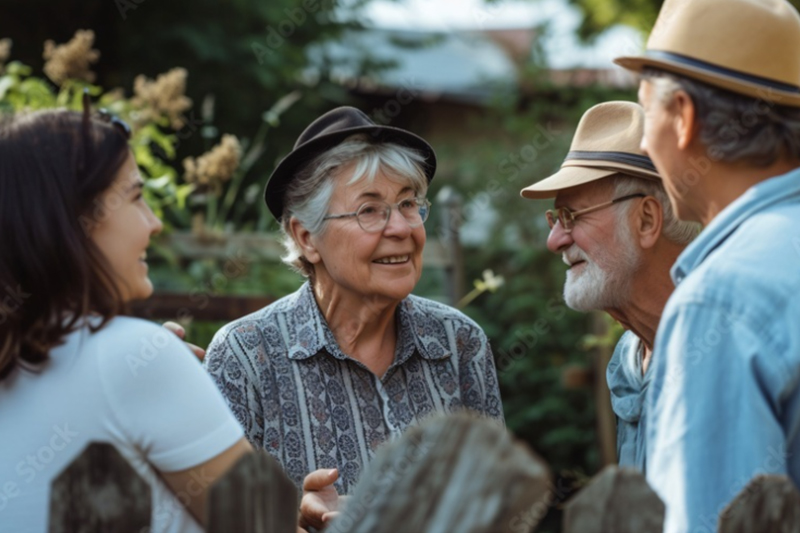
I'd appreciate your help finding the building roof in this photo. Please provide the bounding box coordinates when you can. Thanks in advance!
[309,26,637,106]
[312,28,519,104]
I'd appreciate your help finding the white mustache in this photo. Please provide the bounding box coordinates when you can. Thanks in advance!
[562,245,589,267]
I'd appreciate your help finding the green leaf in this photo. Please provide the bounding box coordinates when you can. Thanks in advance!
[18,78,57,107]
[0,76,15,101]
[4,61,31,77]
[146,175,173,190]
[175,184,195,209]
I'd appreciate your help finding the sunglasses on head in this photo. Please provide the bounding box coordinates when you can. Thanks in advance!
[81,88,132,135]
[79,89,132,174]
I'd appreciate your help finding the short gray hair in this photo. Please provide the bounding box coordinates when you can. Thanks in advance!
[642,68,800,167]
[280,133,430,277]
[612,174,700,245]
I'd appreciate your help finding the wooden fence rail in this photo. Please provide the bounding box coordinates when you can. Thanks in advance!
[47,415,800,532]
[132,185,466,324]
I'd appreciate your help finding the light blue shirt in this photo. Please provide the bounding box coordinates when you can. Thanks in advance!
[647,168,800,533]
[607,330,651,472]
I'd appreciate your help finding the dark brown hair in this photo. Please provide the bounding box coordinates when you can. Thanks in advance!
[0,109,130,380]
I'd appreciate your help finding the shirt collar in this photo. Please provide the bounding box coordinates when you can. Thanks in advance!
[607,332,648,423]
[398,296,452,362]
[286,282,450,363]
[284,282,334,361]
[671,167,800,285]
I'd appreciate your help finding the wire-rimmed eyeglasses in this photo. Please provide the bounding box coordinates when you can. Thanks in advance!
[546,193,645,233]
[323,197,431,233]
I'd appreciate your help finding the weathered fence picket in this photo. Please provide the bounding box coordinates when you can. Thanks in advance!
[329,413,551,533]
[563,466,664,533]
[718,475,800,533]
[46,420,800,533]
[207,449,297,533]
[48,442,151,533]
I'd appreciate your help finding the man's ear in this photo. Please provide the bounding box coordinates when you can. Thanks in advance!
[289,217,321,264]
[634,195,663,250]
[672,89,697,150]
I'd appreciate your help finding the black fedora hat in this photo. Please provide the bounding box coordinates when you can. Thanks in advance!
[264,106,437,221]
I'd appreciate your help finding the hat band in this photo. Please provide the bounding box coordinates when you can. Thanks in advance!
[565,151,657,173]
[645,50,800,94]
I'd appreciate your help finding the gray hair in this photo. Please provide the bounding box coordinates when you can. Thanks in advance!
[612,174,700,245]
[280,133,430,277]
[642,68,800,167]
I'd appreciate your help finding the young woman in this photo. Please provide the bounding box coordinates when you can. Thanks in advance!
[0,102,252,532]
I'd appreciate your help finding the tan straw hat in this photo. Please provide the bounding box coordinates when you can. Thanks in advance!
[520,101,660,200]
[614,0,800,107]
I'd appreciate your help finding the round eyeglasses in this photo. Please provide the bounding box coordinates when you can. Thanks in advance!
[546,193,645,233]
[323,197,431,233]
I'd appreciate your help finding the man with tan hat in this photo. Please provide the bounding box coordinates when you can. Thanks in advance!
[614,0,800,530]
[521,101,696,470]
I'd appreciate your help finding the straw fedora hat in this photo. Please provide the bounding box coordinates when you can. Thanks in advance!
[264,106,436,221]
[614,0,800,107]
[520,101,660,200]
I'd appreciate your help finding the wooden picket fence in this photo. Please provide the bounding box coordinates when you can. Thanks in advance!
[47,414,800,533]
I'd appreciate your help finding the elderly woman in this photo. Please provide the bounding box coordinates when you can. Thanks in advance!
[203,107,504,498]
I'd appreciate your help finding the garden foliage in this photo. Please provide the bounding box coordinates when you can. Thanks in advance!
[1,6,636,530]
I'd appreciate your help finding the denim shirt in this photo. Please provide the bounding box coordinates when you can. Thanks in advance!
[647,168,800,533]
[204,282,504,493]
[607,330,650,472]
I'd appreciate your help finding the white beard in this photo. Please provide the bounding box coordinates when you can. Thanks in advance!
[562,228,640,312]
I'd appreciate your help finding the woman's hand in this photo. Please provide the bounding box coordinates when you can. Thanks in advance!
[163,321,206,360]
[299,468,346,530]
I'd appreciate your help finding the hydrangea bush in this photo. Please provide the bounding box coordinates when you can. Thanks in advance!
[0,30,297,236]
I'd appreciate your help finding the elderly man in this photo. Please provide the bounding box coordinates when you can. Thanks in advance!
[521,101,696,471]
[613,0,800,530]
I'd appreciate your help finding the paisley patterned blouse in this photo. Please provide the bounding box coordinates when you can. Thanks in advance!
[204,282,504,493]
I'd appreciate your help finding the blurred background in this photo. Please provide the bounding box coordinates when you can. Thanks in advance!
[0,0,671,529]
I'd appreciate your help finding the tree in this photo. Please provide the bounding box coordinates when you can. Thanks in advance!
[563,0,800,40]
[0,0,377,229]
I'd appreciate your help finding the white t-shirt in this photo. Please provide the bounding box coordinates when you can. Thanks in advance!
[0,316,244,533]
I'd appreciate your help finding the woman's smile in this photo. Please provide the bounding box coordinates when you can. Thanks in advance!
[373,254,411,265]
